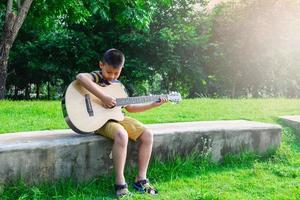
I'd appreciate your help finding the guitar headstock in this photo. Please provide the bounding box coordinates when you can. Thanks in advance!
[167,92,182,103]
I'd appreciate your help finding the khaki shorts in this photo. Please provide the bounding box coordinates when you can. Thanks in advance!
[95,116,146,141]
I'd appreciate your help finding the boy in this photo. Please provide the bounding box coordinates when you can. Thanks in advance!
[76,48,167,198]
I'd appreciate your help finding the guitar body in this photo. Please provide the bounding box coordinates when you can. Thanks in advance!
[62,80,127,134]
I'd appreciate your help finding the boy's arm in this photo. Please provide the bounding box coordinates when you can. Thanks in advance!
[76,73,116,108]
[124,98,168,113]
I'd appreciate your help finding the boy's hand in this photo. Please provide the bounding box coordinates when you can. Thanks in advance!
[101,95,116,108]
[151,97,168,107]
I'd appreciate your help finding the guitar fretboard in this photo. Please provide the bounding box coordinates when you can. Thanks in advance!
[116,95,167,106]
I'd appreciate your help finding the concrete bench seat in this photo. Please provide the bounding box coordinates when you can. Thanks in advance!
[0,120,281,184]
[280,115,300,136]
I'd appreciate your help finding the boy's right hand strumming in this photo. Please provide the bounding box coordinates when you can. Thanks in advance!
[102,95,116,108]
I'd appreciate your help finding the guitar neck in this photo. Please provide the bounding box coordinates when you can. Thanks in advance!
[116,95,167,106]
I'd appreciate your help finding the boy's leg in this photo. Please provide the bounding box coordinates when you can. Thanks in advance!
[133,129,158,195]
[112,127,128,185]
[136,129,153,181]
[117,117,158,194]
[117,117,154,180]
[96,122,129,185]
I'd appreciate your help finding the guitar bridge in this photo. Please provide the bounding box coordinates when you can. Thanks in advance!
[85,94,94,117]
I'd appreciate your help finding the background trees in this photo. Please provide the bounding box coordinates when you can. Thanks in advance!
[0,0,159,99]
[208,0,300,97]
[1,0,299,100]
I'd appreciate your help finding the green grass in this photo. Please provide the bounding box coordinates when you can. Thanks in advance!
[0,98,300,199]
[0,98,300,133]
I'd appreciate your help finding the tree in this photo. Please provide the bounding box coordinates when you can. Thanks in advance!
[0,0,33,99]
[1,0,159,99]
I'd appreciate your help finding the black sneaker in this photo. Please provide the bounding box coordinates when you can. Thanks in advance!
[115,183,132,199]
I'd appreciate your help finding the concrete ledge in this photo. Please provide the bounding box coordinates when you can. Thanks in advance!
[280,115,300,136]
[0,120,281,184]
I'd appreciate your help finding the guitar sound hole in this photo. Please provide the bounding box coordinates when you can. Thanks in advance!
[85,94,94,116]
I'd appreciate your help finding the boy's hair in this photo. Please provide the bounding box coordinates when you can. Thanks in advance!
[103,48,125,68]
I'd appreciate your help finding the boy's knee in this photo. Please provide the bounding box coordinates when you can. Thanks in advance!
[114,130,128,146]
[140,129,153,144]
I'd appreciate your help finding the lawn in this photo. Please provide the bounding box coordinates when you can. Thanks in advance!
[1,98,300,133]
[0,98,300,199]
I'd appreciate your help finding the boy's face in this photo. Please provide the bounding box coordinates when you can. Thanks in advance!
[99,62,123,82]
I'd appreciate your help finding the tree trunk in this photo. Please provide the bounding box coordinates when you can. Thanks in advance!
[0,57,8,99]
[188,82,197,98]
[14,85,18,99]
[47,81,50,100]
[161,74,170,94]
[25,84,30,99]
[231,80,236,98]
[0,12,15,99]
[36,83,39,99]
[0,0,33,99]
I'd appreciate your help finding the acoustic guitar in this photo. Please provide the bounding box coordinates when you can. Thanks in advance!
[62,80,181,134]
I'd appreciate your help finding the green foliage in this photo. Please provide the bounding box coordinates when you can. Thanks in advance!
[117,0,211,97]
[3,0,300,99]
[4,0,212,99]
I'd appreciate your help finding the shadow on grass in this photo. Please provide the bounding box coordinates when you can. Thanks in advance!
[0,152,267,200]
[2,122,298,200]
[276,118,300,152]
